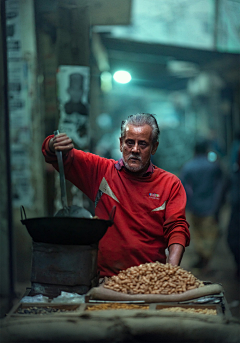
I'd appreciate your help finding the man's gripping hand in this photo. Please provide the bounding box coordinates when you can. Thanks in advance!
[49,133,74,154]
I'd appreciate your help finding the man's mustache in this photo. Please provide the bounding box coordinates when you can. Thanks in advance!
[127,154,142,161]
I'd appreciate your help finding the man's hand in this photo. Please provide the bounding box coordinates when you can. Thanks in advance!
[49,133,74,154]
[167,243,184,266]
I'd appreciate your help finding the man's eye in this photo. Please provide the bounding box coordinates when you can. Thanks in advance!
[127,141,134,146]
[140,142,146,147]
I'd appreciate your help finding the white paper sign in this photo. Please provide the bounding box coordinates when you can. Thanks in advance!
[57,66,90,149]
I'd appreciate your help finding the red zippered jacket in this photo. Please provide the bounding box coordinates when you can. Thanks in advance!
[42,136,190,277]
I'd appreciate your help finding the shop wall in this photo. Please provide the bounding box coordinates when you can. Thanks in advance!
[0,1,12,317]
[6,0,45,286]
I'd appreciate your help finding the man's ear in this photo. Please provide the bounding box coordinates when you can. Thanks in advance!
[151,142,159,155]
[119,137,123,152]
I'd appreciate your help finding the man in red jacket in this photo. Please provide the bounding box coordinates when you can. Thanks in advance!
[42,113,190,277]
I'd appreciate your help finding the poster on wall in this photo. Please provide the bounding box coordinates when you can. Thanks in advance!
[6,0,34,208]
[6,0,21,59]
[57,66,90,149]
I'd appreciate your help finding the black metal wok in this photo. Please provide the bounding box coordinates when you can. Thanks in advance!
[20,206,115,245]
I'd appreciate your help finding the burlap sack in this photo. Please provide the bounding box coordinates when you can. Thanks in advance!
[88,282,223,302]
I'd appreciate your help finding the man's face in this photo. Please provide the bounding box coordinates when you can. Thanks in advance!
[120,124,158,175]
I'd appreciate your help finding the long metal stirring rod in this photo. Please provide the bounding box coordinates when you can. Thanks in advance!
[54,130,68,210]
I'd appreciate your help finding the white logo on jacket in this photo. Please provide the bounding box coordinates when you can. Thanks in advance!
[151,201,166,212]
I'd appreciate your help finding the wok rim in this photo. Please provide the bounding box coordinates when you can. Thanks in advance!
[20,217,112,245]
[21,216,113,227]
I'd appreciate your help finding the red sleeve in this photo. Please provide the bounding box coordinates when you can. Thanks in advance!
[42,135,114,201]
[42,135,57,162]
[163,179,190,248]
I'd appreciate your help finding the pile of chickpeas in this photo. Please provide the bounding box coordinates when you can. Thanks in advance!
[104,262,204,295]
[157,307,217,315]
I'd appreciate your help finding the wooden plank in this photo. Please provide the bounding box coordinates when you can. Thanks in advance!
[57,5,90,66]
[89,0,132,25]
[58,0,132,25]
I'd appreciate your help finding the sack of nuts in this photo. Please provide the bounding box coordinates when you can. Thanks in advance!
[88,262,223,302]
[103,262,204,295]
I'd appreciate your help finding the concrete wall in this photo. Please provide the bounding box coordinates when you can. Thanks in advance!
[12,0,45,285]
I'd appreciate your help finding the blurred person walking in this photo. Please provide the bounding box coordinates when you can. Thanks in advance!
[180,138,224,270]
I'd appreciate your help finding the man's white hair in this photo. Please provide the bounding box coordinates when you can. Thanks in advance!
[121,113,160,145]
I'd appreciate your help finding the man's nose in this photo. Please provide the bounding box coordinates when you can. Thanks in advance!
[132,143,140,153]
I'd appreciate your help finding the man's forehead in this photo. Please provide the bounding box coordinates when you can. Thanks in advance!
[125,125,142,133]
[125,124,152,137]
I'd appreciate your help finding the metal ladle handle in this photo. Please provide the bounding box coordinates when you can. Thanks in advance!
[20,205,27,221]
[54,130,68,210]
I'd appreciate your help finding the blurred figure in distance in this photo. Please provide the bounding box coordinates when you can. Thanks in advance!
[180,138,224,270]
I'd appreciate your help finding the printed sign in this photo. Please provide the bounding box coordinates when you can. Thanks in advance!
[57,66,90,149]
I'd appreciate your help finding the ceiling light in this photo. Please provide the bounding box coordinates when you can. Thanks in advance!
[113,70,131,84]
